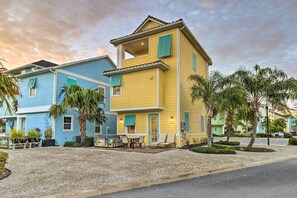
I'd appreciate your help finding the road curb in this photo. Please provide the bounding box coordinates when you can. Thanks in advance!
[43,154,297,198]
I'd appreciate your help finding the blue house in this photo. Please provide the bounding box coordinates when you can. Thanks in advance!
[0,56,117,145]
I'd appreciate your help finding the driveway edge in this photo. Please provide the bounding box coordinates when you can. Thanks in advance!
[44,155,297,198]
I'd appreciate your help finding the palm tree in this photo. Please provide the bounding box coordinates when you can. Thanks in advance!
[49,85,106,145]
[0,57,19,115]
[189,71,224,147]
[232,65,297,150]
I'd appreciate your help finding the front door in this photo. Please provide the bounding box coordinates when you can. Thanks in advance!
[149,114,159,144]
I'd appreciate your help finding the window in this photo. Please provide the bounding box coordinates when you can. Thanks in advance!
[110,75,122,96]
[124,114,136,134]
[28,78,37,97]
[193,52,197,71]
[98,86,105,102]
[29,88,36,97]
[67,77,76,87]
[201,116,205,132]
[184,112,189,131]
[157,34,172,58]
[63,116,73,131]
[94,121,102,134]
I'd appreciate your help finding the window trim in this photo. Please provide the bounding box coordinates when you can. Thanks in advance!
[94,120,102,134]
[62,115,74,131]
[29,87,36,97]
[111,86,122,96]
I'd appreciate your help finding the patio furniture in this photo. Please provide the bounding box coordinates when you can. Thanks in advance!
[121,136,129,149]
[149,134,167,148]
[159,133,176,148]
[127,136,140,149]
[135,136,145,148]
[28,140,42,148]
[12,141,27,150]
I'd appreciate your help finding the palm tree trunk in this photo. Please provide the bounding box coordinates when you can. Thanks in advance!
[245,119,249,133]
[79,112,87,145]
[247,110,257,150]
[207,115,212,147]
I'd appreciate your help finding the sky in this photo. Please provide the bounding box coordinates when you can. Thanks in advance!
[0,0,297,78]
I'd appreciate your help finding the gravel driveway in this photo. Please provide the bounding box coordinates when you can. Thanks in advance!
[1,146,297,198]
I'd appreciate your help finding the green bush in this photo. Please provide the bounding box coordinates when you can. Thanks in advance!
[85,137,94,147]
[288,138,297,145]
[0,152,8,173]
[192,144,236,154]
[44,127,53,138]
[284,133,293,138]
[214,140,240,146]
[27,129,42,141]
[10,129,25,143]
[64,141,76,147]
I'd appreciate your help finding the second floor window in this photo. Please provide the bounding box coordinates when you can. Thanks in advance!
[110,75,122,96]
[28,78,37,97]
[98,86,105,102]
[158,34,172,58]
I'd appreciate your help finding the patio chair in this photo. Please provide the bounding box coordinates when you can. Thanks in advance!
[121,136,129,149]
[135,136,145,149]
[159,133,176,148]
[149,134,167,148]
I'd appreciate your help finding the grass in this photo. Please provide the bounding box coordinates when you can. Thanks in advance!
[214,140,240,146]
[191,144,236,154]
[288,138,297,145]
[0,152,8,173]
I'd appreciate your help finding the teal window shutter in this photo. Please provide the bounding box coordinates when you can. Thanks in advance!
[110,75,122,86]
[157,34,172,58]
[28,78,37,88]
[193,52,197,71]
[201,116,205,132]
[124,115,136,126]
[184,112,189,131]
[67,78,77,87]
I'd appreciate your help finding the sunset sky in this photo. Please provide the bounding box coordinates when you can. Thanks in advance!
[0,0,296,77]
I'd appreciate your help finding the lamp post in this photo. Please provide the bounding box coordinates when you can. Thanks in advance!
[266,105,270,145]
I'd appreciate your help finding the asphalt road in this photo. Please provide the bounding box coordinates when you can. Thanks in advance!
[95,159,297,198]
[214,137,289,146]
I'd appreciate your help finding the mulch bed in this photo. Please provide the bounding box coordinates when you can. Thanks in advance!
[234,146,275,152]
[0,169,11,180]
[98,147,172,154]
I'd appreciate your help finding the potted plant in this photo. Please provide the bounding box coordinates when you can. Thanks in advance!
[10,129,25,143]
[44,127,53,140]
[27,129,42,142]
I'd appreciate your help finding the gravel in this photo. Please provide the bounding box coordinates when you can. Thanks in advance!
[1,146,297,198]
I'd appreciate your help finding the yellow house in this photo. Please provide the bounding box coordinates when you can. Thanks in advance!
[269,108,297,132]
[103,16,212,147]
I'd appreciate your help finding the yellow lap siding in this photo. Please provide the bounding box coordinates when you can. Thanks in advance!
[139,21,162,32]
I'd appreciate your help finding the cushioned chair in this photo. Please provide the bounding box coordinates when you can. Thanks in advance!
[149,134,167,148]
[121,136,128,149]
[159,133,176,148]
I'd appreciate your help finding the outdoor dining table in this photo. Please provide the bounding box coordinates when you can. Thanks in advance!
[127,136,141,149]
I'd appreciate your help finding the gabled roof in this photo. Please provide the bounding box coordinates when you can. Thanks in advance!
[132,15,168,34]
[32,60,58,67]
[103,60,169,76]
[110,16,212,65]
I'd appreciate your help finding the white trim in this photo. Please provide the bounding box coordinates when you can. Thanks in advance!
[157,68,160,107]
[134,18,165,34]
[117,44,122,68]
[57,69,110,87]
[147,112,160,143]
[62,115,74,131]
[53,71,57,104]
[16,105,51,114]
[177,28,181,147]
[29,88,36,97]
[111,86,122,97]
[111,107,163,112]
[104,111,118,115]
[17,115,27,131]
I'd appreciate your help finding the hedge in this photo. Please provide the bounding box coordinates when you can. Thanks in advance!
[288,138,297,145]
[0,152,8,173]
[214,140,240,146]
[192,144,236,154]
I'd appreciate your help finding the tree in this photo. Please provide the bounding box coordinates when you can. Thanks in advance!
[0,57,19,115]
[189,71,223,147]
[49,85,106,145]
[262,117,286,133]
[232,65,297,150]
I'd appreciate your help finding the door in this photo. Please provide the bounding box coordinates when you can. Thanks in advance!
[19,118,26,132]
[149,114,159,144]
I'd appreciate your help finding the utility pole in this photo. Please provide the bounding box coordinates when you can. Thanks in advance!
[266,105,270,145]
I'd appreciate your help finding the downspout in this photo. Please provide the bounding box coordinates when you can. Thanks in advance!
[49,68,57,139]
[177,24,185,148]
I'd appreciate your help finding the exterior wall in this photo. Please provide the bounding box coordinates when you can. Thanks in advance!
[138,21,162,32]
[22,112,52,138]
[212,126,223,135]
[179,30,208,145]
[18,72,54,108]
[111,69,158,110]
[212,114,225,135]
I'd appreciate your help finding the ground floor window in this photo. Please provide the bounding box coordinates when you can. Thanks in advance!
[127,125,135,134]
[94,121,102,134]
[63,116,73,131]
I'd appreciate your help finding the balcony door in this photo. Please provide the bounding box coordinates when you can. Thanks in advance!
[149,114,159,144]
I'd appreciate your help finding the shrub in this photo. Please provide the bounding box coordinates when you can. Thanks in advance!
[85,137,94,147]
[27,129,42,141]
[214,140,240,146]
[192,144,236,154]
[288,138,297,145]
[44,127,53,138]
[10,129,25,143]
[0,152,8,173]
[284,133,293,138]
[64,141,76,147]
